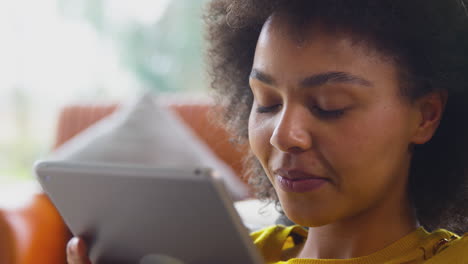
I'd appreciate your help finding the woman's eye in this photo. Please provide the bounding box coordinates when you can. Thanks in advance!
[314,107,346,119]
[256,104,282,113]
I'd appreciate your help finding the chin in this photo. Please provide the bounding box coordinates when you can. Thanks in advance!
[286,212,336,228]
[281,200,340,228]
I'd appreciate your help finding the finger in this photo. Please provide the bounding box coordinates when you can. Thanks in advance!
[67,237,91,264]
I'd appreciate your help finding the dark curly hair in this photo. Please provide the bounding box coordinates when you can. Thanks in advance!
[204,0,468,233]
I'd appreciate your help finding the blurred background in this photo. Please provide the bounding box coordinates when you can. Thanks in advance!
[0,0,209,184]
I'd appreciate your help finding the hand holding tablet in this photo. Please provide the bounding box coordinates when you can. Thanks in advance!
[67,237,91,264]
[66,237,186,264]
[35,161,263,264]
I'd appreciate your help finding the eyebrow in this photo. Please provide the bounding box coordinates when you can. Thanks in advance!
[249,69,373,88]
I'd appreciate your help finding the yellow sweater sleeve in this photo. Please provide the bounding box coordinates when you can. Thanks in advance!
[426,234,468,264]
[251,226,468,264]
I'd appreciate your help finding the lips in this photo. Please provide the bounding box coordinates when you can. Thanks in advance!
[274,168,329,181]
[273,168,330,193]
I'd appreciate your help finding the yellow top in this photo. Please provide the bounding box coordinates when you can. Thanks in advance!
[251,225,468,264]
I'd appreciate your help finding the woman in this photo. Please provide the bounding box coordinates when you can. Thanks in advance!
[68,0,468,263]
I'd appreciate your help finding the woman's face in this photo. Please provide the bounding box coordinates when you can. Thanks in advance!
[248,17,423,227]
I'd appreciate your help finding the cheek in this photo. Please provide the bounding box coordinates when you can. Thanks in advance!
[248,113,274,169]
[323,103,412,182]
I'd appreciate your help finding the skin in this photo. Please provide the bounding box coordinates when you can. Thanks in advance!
[248,14,445,260]
[67,237,90,264]
[65,14,446,264]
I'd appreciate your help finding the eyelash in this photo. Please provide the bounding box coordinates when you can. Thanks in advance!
[313,107,346,119]
[255,104,282,113]
[255,104,346,119]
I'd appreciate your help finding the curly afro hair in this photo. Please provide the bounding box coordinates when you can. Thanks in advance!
[204,0,468,233]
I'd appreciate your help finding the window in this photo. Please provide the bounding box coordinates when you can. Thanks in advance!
[0,0,207,183]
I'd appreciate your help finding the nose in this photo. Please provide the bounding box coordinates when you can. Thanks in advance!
[270,105,313,153]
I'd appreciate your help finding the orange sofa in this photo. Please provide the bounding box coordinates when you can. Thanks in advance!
[0,102,249,264]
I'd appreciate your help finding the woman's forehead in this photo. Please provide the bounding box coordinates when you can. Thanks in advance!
[260,13,382,57]
[253,14,399,94]
[256,15,392,71]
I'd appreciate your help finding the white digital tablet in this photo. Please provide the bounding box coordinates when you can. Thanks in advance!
[35,161,263,264]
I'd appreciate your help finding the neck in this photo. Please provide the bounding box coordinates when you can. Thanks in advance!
[297,193,418,259]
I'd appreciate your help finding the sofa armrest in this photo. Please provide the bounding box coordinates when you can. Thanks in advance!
[0,209,15,263]
[0,183,71,264]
